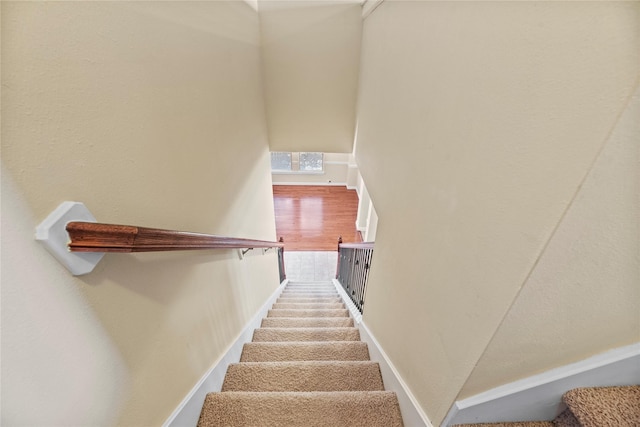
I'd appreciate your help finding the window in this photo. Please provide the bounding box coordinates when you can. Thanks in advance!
[271,152,323,173]
[299,152,323,171]
[270,152,292,171]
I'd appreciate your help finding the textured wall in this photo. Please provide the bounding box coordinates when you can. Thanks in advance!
[459,86,640,398]
[354,1,639,424]
[1,2,279,425]
[260,1,362,153]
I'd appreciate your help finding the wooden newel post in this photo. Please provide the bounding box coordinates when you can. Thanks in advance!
[335,236,343,279]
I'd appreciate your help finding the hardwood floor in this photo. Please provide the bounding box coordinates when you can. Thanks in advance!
[273,185,362,251]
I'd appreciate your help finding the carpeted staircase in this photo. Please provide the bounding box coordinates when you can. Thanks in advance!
[453,385,640,427]
[198,281,404,427]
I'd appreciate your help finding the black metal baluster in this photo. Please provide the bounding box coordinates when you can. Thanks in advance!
[336,242,374,314]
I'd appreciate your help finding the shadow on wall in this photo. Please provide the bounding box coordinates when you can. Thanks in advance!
[80,250,240,303]
[1,170,129,425]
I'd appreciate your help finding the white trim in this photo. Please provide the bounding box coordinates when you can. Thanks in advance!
[360,321,433,427]
[272,182,347,186]
[443,342,640,425]
[324,160,350,166]
[35,201,105,276]
[331,279,432,427]
[163,279,289,427]
[440,403,461,427]
[332,278,362,324]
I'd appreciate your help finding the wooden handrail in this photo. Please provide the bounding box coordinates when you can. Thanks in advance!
[66,222,285,253]
[338,242,374,250]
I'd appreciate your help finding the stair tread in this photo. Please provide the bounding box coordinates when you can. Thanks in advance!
[272,302,345,310]
[276,297,343,303]
[285,285,336,289]
[240,341,370,362]
[268,308,349,318]
[279,295,340,299]
[280,292,339,296]
[277,296,341,300]
[261,317,354,328]
[222,361,384,392]
[563,386,640,427]
[198,391,403,427]
[283,290,337,293]
[252,327,360,342]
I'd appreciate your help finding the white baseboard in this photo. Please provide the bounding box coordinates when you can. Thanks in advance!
[359,321,433,427]
[331,279,432,427]
[163,279,289,427]
[332,278,362,325]
[442,342,640,426]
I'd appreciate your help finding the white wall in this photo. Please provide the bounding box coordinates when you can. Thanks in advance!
[364,203,378,242]
[1,2,279,425]
[260,0,362,153]
[354,1,639,424]
[356,181,371,232]
[459,86,640,399]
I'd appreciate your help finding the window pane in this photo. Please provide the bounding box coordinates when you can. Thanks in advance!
[299,152,323,171]
[271,152,292,171]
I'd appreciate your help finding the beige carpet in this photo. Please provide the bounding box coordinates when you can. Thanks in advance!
[260,317,354,328]
[222,361,385,392]
[267,308,350,317]
[563,386,640,427]
[453,385,640,427]
[198,281,404,426]
[240,341,371,362]
[252,327,361,342]
[272,302,345,309]
[275,297,343,303]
